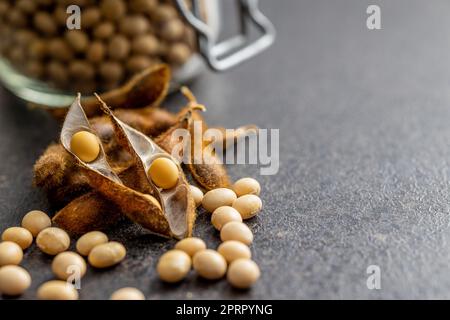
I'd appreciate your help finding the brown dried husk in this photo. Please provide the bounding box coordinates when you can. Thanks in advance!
[59,94,195,238]
[48,64,171,119]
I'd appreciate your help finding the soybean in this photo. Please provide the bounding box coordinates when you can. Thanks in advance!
[76,231,109,256]
[175,237,206,257]
[220,222,253,245]
[0,241,23,266]
[2,227,33,249]
[217,241,251,263]
[233,178,261,197]
[193,249,227,280]
[189,185,204,207]
[148,157,179,189]
[52,252,87,280]
[0,265,31,296]
[88,241,126,268]
[70,131,100,163]
[202,188,237,213]
[110,287,145,300]
[211,206,242,231]
[227,259,260,289]
[157,249,191,283]
[21,210,51,237]
[232,195,263,220]
[36,227,70,255]
[37,280,79,300]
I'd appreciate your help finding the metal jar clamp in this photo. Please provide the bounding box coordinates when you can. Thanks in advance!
[174,0,276,71]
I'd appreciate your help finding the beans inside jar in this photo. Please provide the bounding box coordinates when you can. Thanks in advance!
[0,0,196,94]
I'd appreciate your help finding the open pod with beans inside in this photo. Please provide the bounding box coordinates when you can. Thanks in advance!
[59,94,195,239]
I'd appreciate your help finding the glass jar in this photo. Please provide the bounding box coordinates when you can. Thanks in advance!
[0,0,275,107]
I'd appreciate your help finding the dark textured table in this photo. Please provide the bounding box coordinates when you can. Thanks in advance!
[3,0,450,299]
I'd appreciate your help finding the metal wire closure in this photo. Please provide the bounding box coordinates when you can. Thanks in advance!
[174,0,276,71]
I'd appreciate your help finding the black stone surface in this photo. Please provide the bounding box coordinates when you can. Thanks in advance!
[2,0,450,299]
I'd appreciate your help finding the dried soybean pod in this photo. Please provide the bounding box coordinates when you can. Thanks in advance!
[52,192,122,236]
[75,64,170,118]
[96,95,196,238]
[155,88,230,190]
[60,95,194,238]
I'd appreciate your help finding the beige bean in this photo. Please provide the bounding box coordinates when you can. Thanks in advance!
[0,265,31,296]
[218,241,251,263]
[93,22,115,39]
[220,222,253,245]
[110,287,145,300]
[108,35,130,60]
[161,20,185,41]
[76,231,109,256]
[28,39,47,59]
[227,259,260,289]
[48,38,74,62]
[232,195,262,220]
[81,7,101,28]
[88,241,126,268]
[129,0,157,13]
[52,252,87,280]
[86,41,106,63]
[126,55,154,73]
[21,210,51,237]
[0,241,23,266]
[233,178,261,197]
[101,0,126,21]
[189,185,204,207]
[132,34,158,55]
[157,249,191,283]
[211,206,242,231]
[65,30,89,53]
[167,43,191,65]
[193,249,227,280]
[1,227,33,249]
[36,227,70,255]
[34,12,57,35]
[175,237,206,257]
[70,131,100,162]
[37,280,79,300]
[202,188,237,213]
[69,60,95,81]
[17,0,37,14]
[152,4,177,22]
[148,157,179,189]
[120,15,150,36]
[47,61,69,85]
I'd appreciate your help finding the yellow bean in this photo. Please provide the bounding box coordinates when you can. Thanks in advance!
[0,265,31,296]
[70,131,100,163]
[37,280,78,300]
[232,195,262,220]
[227,259,260,289]
[76,231,109,256]
[217,241,251,263]
[175,237,206,257]
[157,249,191,283]
[88,241,126,268]
[148,157,179,189]
[220,222,253,245]
[21,210,51,237]
[2,227,33,249]
[211,206,242,230]
[193,249,227,280]
[36,227,70,255]
[0,241,23,266]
